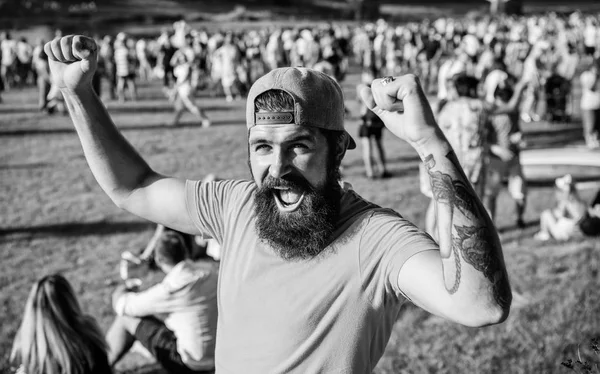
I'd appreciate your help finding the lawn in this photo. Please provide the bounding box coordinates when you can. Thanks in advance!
[1,68,599,374]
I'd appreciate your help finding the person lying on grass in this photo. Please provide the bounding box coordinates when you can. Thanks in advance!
[45,35,512,374]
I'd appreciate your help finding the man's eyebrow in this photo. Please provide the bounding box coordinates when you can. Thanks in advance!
[249,137,272,145]
[284,134,316,144]
[249,134,316,145]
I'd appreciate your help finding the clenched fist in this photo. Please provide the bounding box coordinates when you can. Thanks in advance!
[359,74,439,148]
[44,35,98,91]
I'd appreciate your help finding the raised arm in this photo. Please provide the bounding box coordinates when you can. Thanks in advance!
[359,75,511,327]
[490,79,528,115]
[45,35,199,234]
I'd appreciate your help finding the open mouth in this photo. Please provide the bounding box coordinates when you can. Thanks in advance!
[273,187,305,212]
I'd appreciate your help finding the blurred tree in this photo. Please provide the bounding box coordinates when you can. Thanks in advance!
[347,0,380,21]
[505,0,523,15]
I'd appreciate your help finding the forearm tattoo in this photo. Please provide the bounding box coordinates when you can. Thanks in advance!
[426,152,510,308]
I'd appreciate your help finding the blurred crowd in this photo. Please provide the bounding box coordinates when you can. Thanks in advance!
[0,12,600,129]
[1,13,600,141]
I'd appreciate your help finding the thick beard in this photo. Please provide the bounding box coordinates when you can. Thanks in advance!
[254,169,341,261]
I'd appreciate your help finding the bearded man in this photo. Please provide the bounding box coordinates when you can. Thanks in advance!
[45,35,511,373]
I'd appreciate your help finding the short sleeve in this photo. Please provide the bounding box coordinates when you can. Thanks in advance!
[359,210,439,301]
[185,179,255,244]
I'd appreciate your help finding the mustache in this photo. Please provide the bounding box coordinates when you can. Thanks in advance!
[260,174,314,192]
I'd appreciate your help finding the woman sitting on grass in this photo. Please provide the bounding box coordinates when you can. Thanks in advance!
[10,274,112,374]
[534,174,587,241]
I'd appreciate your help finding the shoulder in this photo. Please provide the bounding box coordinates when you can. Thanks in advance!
[188,179,256,202]
[357,207,437,269]
[362,208,417,231]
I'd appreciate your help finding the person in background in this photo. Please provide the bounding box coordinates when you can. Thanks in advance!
[10,274,112,374]
[417,27,443,94]
[106,232,218,373]
[356,69,390,179]
[98,35,117,100]
[485,77,529,228]
[157,30,177,90]
[534,174,587,241]
[135,38,152,82]
[32,39,51,112]
[213,33,241,102]
[114,33,137,102]
[169,34,211,127]
[520,42,548,123]
[16,37,33,86]
[426,74,527,236]
[1,31,18,91]
[580,59,600,148]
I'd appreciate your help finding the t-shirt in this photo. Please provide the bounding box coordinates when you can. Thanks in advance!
[1,39,17,66]
[489,112,521,155]
[186,179,437,373]
[437,98,490,194]
[114,46,134,77]
[115,260,218,370]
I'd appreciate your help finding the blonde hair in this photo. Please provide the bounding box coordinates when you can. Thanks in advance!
[10,274,109,374]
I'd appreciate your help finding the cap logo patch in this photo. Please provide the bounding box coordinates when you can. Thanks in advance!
[255,112,294,125]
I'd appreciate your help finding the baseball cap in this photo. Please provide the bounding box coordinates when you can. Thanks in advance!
[246,67,356,150]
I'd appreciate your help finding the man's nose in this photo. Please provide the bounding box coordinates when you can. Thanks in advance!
[269,150,292,179]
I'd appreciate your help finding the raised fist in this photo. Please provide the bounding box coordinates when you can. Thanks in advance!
[359,74,439,148]
[44,35,98,91]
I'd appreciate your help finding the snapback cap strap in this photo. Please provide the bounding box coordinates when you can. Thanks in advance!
[255,111,295,125]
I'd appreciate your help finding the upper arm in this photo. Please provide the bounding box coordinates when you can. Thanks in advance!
[121,174,200,235]
[398,243,511,327]
[397,250,464,322]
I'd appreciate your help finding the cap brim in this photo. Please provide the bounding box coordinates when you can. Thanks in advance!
[346,131,357,150]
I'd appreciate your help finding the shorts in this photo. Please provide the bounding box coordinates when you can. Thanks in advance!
[486,156,526,200]
[118,73,136,80]
[584,46,596,56]
[135,317,214,374]
[176,83,193,99]
[358,124,383,139]
[221,71,236,88]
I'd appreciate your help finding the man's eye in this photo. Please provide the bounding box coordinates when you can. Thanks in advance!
[254,144,271,152]
[293,143,309,150]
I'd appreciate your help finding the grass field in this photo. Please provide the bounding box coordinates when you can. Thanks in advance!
[1,67,600,374]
